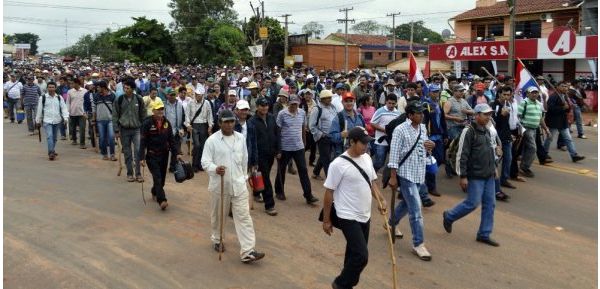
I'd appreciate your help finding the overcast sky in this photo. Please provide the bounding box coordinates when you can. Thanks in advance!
[3,0,475,53]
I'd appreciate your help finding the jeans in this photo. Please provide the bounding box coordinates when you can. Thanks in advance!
[191,123,209,170]
[389,177,424,247]
[573,105,584,137]
[500,141,512,184]
[544,128,578,158]
[147,153,169,203]
[24,104,37,132]
[520,129,537,171]
[445,177,496,239]
[43,123,59,155]
[256,154,276,210]
[334,218,370,289]
[69,115,86,145]
[372,144,389,173]
[6,98,19,121]
[120,128,141,177]
[274,149,313,199]
[425,172,437,192]
[97,120,115,156]
[313,136,334,177]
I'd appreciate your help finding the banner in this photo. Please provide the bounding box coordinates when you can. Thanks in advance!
[248,45,263,57]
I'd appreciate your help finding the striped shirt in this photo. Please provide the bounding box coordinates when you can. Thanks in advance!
[371,106,400,146]
[388,119,428,184]
[518,98,543,129]
[277,108,305,151]
[21,84,42,106]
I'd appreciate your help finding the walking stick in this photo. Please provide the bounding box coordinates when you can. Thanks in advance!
[389,185,397,244]
[93,122,99,153]
[37,123,42,142]
[219,174,225,261]
[117,138,123,176]
[141,165,146,205]
[374,191,398,289]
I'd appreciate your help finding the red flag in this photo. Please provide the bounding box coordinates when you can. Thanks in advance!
[409,52,424,82]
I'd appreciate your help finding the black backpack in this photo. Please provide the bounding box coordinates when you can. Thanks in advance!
[383,113,407,144]
[116,93,144,118]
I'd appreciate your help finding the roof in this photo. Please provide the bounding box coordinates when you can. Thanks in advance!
[307,38,356,46]
[454,0,581,21]
[326,33,426,49]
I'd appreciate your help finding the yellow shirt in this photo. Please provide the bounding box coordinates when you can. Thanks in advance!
[143,95,164,116]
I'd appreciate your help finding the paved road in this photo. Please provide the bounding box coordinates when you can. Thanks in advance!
[4,121,597,289]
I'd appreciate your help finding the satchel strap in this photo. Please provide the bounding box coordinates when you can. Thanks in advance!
[340,155,371,188]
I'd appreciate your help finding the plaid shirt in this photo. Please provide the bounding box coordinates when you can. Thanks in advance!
[388,119,428,184]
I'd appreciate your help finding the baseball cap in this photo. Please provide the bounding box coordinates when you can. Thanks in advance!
[347,127,373,144]
[475,83,486,91]
[406,101,425,114]
[256,97,270,106]
[219,109,236,122]
[278,88,289,98]
[247,81,259,89]
[288,94,301,105]
[335,83,346,90]
[385,79,397,86]
[240,77,249,83]
[236,99,250,110]
[342,92,355,101]
[452,84,466,91]
[428,84,441,92]
[228,89,237,96]
[319,90,333,99]
[526,86,540,93]
[151,101,165,110]
[474,103,494,114]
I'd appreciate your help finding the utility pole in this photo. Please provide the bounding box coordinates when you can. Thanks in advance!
[337,7,355,73]
[409,21,414,51]
[64,18,68,48]
[387,12,400,62]
[508,0,517,76]
[279,14,294,62]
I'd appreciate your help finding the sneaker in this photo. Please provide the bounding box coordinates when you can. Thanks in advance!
[241,250,265,263]
[394,227,404,239]
[306,195,319,205]
[519,168,534,178]
[265,208,278,216]
[160,201,168,210]
[254,195,264,203]
[422,198,435,207]
[442,211,452,233]
[213,242,225,253]
[495,192,510,202]
[412,244,432,261]
[572,155,585,162]
[578,135,588,139]
[136,176,144,183]
[127,176,135,182]
[476,237,500,247]
[49,154,56,161]
[500,181,516,189]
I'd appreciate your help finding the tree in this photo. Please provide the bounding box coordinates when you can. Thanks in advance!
[5,33,40,55]
[112,17,177,63]
[393,20,444,44]
[242,16,285,67]
[302,22,324,38]
[351,20,380,35]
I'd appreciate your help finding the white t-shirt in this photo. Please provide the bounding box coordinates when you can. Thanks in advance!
[324,152,377,223]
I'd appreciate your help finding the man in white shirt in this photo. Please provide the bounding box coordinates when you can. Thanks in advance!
[201,110,265,263]
[185,88,214,172]
[67,78,88,148]
[35,82,69,160]
[4,74,24,123]
[370,93,401,173]
[322,127,386,289]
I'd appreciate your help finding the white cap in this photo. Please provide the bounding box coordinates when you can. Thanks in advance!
[228,89,237,96]
[526,86,539,93]
[306,74,313,79]
[240,77,249,83]
[229,81,237,88]
[195,86,206,95]
[220,72,226,77]
[236,99,250,110]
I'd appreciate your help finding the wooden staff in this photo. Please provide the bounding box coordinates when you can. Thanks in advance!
[219,174,225,261]
[480,67,499,83]
[141,165,146,205]
[117,138,123,176]
[373,190,398,289]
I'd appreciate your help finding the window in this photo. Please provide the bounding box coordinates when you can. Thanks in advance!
[388,52,393,60]
[487,23,504,37]
[476,24,486,39]
[401,52,408,58]
[364,52,373,60]
[515,20,542,39]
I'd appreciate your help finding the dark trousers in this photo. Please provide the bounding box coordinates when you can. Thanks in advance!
[191,123,209,170]
[510,135,523,178]
[69,115,86,145]
[306,132,317,165]
[169,133,182,171]
[7,98,19,121]
[147,153,168,203]
[274,149,313,199]
[256,154,276,210]
[535,128,549,161]
[24,104,37,132]
[313,137,333,177]
[334,218,370,289]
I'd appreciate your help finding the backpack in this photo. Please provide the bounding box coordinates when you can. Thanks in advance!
[42,93,64,123]
[446,125,474,175]
[383,113,407,144]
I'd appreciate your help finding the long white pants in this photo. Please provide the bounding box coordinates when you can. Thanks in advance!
[210,190,256,256]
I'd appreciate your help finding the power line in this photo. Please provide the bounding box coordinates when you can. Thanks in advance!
[4,1,169,14]
[265,0,374,13]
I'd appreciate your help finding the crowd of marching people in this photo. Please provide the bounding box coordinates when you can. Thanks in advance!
[4,62,593,287]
